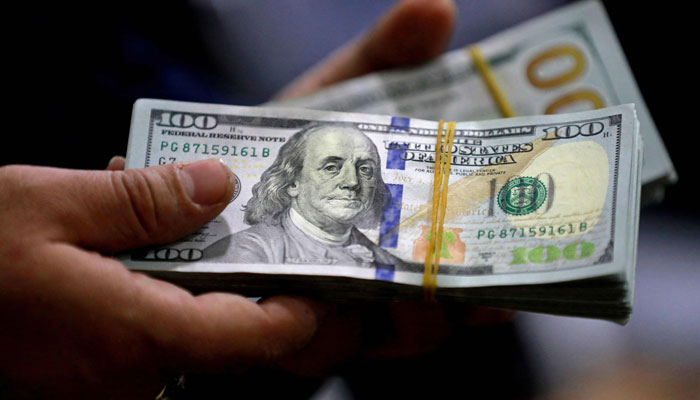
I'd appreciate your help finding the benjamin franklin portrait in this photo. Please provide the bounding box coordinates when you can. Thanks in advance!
[203,124,403,269]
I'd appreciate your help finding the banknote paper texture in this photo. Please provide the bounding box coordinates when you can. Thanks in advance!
[123,99,641,296]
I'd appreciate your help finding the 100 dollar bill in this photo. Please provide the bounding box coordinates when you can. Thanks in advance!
[123,99,641,292]
[276,0,671,190]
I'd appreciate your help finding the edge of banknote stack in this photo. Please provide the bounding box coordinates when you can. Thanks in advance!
[122,99,642,325]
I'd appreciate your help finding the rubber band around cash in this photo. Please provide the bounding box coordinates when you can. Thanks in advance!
[468,46,516,118]
[422,121,457,301]
[421,47,510,299]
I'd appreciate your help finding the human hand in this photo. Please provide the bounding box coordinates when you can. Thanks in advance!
[104,156,511,380]
[0,160,327,398]
[275,0,457,100]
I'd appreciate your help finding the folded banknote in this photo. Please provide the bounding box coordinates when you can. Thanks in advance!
[274,0,672,205]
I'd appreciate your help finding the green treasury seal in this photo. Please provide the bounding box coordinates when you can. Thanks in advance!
[498,176,547,216]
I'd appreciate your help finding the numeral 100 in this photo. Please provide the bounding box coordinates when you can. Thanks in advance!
[511,241,594,264]
[140,248,203,261]
[157,112,217,130]
[526,45,605,114]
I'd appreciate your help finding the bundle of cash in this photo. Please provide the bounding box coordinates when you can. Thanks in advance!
[123,99,641,323]
[273,0,673,205]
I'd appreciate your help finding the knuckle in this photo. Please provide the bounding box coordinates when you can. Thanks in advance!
[255,314,314,362]
[245,314,283,361]
[0,165,36,225]
[109,169,179,242]
[0,166,47,256]
[0,165,27,194]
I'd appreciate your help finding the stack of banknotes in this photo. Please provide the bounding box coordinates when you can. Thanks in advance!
[274,0,674,205]
[123,99,641,323]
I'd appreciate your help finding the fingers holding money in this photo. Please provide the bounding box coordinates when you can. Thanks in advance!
[274,301,513,377]
[0,240,327,397]
[162,293,328,370]
[274,0,456,100]
[0,161,328,397]
[0,159,235,252]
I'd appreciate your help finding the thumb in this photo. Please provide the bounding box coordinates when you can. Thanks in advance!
[2,159,235,251]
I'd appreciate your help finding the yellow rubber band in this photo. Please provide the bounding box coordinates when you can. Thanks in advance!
[430,122,456,291]
[420,45,515,298]
[423,121,456,301]
[423,121,445,296]
[468,46,516,118]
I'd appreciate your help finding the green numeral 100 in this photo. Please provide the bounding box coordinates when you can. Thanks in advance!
[511,241,595,264]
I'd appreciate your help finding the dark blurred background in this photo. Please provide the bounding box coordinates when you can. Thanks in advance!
[4,1,698,398]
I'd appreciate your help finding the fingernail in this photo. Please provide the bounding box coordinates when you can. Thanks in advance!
[179,159,233,206]
[106,155,126,171]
